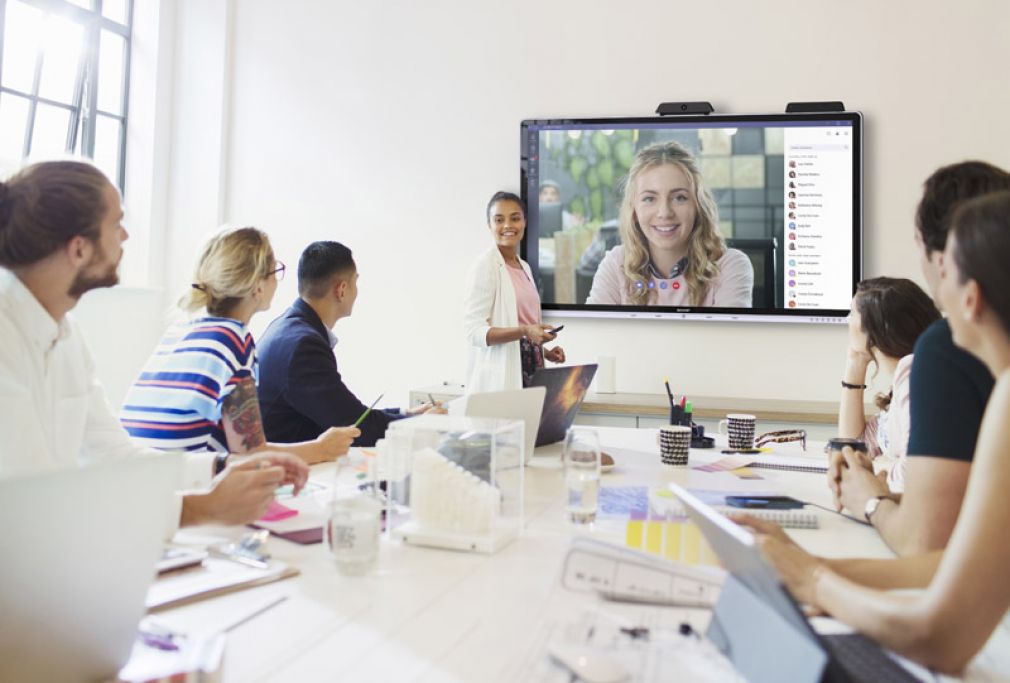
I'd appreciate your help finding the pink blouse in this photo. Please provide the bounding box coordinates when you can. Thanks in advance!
[861,354,914,492]
[506,263,541,326]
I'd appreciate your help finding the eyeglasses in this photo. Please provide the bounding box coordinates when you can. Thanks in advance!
[754,429,807,451]
[269,261,286,281]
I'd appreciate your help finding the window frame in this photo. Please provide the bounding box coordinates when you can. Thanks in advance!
[0,0,134,191]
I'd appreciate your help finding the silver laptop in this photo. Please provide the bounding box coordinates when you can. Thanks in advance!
[0,455,181,683]
[669,483,919,683]
[455,386,546,463]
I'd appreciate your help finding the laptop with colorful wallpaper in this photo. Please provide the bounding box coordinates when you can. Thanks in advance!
[528,364,598,446]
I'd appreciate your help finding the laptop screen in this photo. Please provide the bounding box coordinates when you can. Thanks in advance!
[528,364,597,446]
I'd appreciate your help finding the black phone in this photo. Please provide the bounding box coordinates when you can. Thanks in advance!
[548,325,565,334]
[725,495,804,510]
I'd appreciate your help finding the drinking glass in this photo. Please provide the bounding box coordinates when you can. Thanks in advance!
[563,427,601,525]
[326,492,382,576]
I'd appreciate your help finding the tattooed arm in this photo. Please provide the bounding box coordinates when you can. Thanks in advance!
[221,376,359,464]
[221,376,268,453]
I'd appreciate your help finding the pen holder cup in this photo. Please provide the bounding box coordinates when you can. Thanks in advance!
[669,406,691,427]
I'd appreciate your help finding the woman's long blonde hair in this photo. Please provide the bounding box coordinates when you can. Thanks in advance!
[178,226,275,317]
[618,141,725,305]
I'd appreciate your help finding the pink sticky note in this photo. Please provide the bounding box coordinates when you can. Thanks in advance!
[259,501,298,522]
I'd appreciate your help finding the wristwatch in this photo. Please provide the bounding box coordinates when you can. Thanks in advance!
[864,496,885,523]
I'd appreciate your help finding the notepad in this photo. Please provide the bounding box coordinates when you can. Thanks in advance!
[652,488,820,529]
[146,557,298,611]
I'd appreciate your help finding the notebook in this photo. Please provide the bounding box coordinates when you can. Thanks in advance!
[651,488,820,529]
[746,453,830,474]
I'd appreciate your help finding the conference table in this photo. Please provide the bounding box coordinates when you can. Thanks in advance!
[158,427,894,682]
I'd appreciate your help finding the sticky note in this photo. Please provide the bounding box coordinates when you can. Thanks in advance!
[259,501,298,522]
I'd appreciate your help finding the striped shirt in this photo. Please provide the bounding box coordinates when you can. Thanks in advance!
[121,317,258,453]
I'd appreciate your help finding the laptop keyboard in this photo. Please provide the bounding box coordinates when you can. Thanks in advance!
[822,633,923,682]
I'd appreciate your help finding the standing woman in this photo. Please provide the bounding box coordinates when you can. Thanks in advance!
[121,226,358,463]
[464,192,565,393]
[837,277,940,490]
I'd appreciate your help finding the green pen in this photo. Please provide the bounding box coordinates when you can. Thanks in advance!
[354,393,384,427]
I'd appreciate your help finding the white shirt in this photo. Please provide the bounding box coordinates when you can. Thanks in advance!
[0,269,213,526]
[463,247,530,394]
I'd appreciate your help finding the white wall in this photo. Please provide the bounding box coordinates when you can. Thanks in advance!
[150,0,1010,407]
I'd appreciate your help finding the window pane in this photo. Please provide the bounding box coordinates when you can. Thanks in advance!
[28,103,72,159]
[0,94,31,160]
[97,30,125,114]
[1,0,45,93]
[102,0,129,25]
[93,114,121,183]
[69,107,84,155]
[38,15,85,104]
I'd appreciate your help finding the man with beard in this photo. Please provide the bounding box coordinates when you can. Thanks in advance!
[0,160,307,527]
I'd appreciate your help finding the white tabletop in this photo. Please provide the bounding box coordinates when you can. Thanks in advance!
[159,427,892,682]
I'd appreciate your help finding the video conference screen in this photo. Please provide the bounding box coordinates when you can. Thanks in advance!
[520,112,862,323]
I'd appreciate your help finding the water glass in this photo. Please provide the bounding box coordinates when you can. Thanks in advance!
[563,427,601,525]
[326,492,382,576]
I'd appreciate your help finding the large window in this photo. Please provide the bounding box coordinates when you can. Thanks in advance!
[0,0,133,191]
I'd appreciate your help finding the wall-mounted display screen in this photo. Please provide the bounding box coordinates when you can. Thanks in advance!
[520,112,862,323]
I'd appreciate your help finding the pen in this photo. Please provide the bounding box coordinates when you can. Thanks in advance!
[427,393,437,406]
[222,594,289,633]
[663,377,674,407]
[354,393,384,427]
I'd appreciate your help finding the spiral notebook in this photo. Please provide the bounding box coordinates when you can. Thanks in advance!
[747,453,830,474]
[650,488,820,529]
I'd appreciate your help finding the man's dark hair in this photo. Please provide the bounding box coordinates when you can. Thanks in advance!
[486,191,526,224]
[298,241,355,299]
[951,191,1010,337]
[915,161,1010,254]
[0,160,111,268]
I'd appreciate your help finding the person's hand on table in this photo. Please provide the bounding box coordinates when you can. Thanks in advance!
[315,426,360,461]
[524,323,557,345]
[183,455,295,526]
[836,447,890,519]
[544,346,566,364]
[733,514,827,609]
[406,402,446,416]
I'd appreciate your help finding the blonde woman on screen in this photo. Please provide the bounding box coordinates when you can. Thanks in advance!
[586,141,753,307]
[739,191,1010,676]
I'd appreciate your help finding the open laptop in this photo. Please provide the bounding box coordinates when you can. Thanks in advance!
[528,364,597,446]
[670,483,921,683]
[0,455,182,683]
[458,387,546,463]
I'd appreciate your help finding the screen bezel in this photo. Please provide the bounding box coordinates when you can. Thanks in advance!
[520,111,863,324]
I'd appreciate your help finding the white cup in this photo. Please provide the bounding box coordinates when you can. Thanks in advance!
[718,413,757,449]
[657,425,692,465]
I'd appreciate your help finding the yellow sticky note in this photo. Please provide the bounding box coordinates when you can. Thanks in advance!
[663,521,682,561]
[682,523,703,565]
[645,520,663,554]
[626,519,644,549]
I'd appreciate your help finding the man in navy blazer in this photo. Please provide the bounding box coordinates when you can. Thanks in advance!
[257,241,432,447]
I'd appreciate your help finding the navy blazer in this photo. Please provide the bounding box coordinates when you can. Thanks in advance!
[257,298,400,447]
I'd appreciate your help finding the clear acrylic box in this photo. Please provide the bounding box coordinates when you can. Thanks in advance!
[378,414,525,554]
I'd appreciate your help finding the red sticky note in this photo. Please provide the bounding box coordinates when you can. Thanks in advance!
[259,501,298,522]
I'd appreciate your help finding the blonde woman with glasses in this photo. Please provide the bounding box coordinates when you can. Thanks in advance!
[121,227,358,464]
[586,141,753,307]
